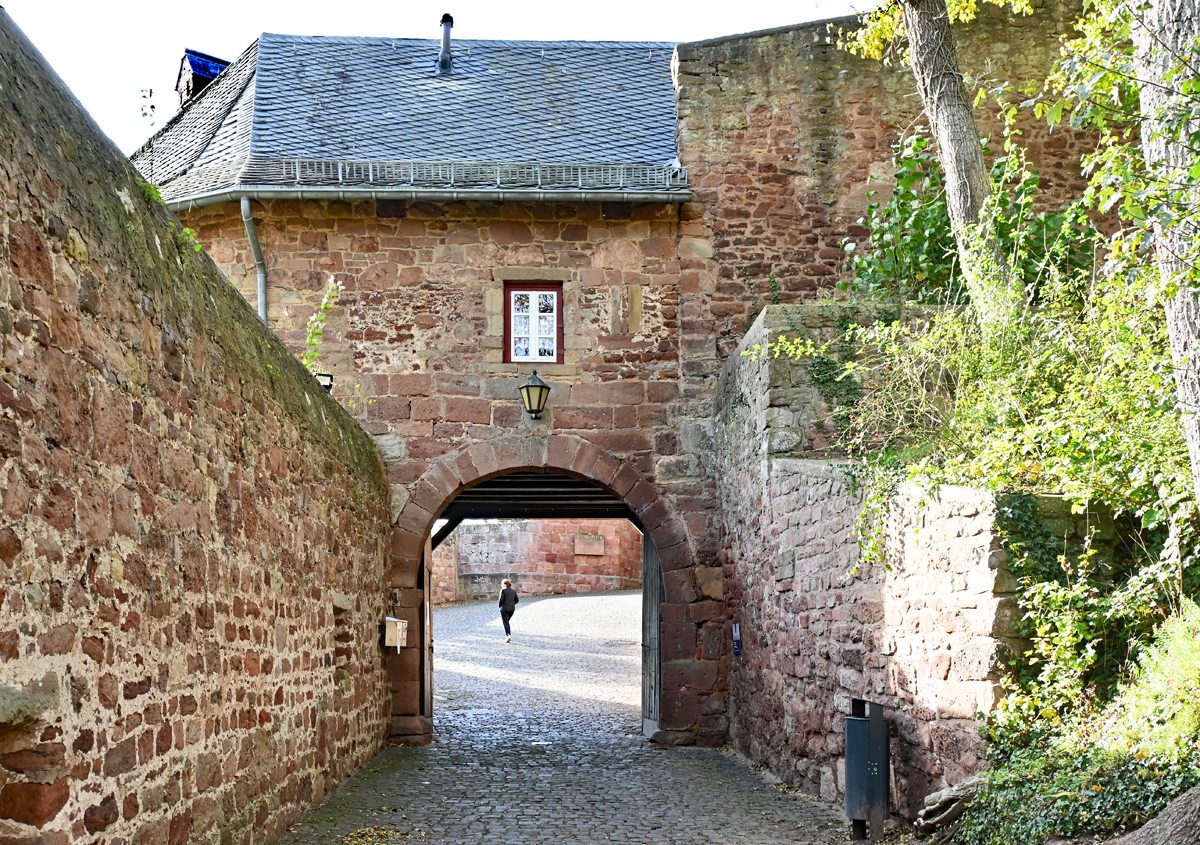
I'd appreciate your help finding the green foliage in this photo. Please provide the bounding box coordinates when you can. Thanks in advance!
[1042,0,1200,308]
[842,133,1099,306]
[175,226,203,253]
[841,134,960,302]
[839,0,1033,63]
[958,601,1200,845]
[1097,598,1200,755]
[807,314,864,438]
[956,739,1200,844]
[137,178,162,206]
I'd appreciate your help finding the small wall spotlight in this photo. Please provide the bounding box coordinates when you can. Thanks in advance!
[314,373,334,393]
[517,370,551,420]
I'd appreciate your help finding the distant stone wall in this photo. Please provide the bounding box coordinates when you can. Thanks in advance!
[0,13,390,844]
[430,519,642,605]
[715,307,1113,819]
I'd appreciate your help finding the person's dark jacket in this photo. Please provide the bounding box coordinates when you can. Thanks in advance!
[499,586,519,614]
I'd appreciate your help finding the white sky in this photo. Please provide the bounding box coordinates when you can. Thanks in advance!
[5,0,868,155]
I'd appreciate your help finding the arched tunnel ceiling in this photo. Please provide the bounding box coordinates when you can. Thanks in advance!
[431,470,638,549]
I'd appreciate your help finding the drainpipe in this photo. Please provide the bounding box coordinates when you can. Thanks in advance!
[240,195,268,323]
[437,14,453,74]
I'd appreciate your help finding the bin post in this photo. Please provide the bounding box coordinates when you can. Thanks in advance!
[845,697,889,841]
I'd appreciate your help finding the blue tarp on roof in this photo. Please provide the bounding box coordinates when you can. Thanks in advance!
[183,50,230,81]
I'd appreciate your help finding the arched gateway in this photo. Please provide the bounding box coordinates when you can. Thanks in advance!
[383,434,714,747]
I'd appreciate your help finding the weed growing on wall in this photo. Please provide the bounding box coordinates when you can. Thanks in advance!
[841,130,1097,308]
[840,133,961,303]
[303,275,345,372]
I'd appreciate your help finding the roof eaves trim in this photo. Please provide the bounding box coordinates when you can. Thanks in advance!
[158,156,688,203]
[166,185,691,212]
[238,157,687,190]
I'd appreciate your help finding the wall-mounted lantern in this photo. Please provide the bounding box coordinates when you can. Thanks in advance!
[517,370,551,420]
[314,373,334,393]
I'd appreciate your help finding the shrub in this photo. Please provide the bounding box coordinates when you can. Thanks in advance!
[957,601,1200,844]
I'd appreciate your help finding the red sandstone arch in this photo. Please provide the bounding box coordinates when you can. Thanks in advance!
[384,434,706,745]
[387,434,694,586]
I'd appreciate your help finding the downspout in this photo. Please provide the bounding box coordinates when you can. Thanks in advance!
[240,196,268,323]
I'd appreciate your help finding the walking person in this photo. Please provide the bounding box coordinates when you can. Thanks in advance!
[498,579,519,643]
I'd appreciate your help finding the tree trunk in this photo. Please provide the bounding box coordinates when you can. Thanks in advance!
[1135,0,1200,505]
[901,0,1022,327]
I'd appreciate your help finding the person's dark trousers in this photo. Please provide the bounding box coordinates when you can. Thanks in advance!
[501,610,513,636]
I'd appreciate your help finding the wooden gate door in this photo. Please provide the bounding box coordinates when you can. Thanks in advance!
[642,533,663,737]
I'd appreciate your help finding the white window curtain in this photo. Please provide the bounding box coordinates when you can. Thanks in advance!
[510,289,558,362]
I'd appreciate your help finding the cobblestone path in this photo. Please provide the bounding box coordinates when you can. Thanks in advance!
[280,591,849,844]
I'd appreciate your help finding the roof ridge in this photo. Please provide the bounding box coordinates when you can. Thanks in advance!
[183,48,230,64]
[258,32,678,48]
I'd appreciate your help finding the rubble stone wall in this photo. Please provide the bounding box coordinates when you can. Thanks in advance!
[715,307,1110,819]
[430,518,642,605]
[0,13,390,844]
[673,1,1091,359]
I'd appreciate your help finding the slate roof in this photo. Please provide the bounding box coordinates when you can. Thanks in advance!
[134,33,687,207]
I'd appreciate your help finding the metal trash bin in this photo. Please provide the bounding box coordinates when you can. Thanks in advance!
[845,697,889,840]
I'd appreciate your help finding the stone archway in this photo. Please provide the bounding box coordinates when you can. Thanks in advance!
[382,434,722,747]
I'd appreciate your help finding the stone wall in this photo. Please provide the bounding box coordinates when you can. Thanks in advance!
[430,518,642,605]
[673,0,1092,358]
[714,307,1111,819]
[0,13,391,844]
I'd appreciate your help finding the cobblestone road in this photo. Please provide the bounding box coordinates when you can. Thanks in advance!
[281,591,850,844]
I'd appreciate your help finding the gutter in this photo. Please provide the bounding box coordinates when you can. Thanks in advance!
[240,196,268,323]
[170,185,692,212]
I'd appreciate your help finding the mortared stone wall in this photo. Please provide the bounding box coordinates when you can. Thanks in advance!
[715,307,1118,819]
[0,12,391,843]
[178,197,730,747]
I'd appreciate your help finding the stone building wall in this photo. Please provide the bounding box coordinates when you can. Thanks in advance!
[0,14,390,844]
[179,197,729,745]
[714,307,1112,819]
[430,535,459,607]
[430,518,642,605]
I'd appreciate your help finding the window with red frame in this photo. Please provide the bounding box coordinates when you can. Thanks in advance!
[504,282,564,365]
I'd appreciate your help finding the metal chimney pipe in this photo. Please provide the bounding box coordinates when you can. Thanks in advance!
[437,14,453,74]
